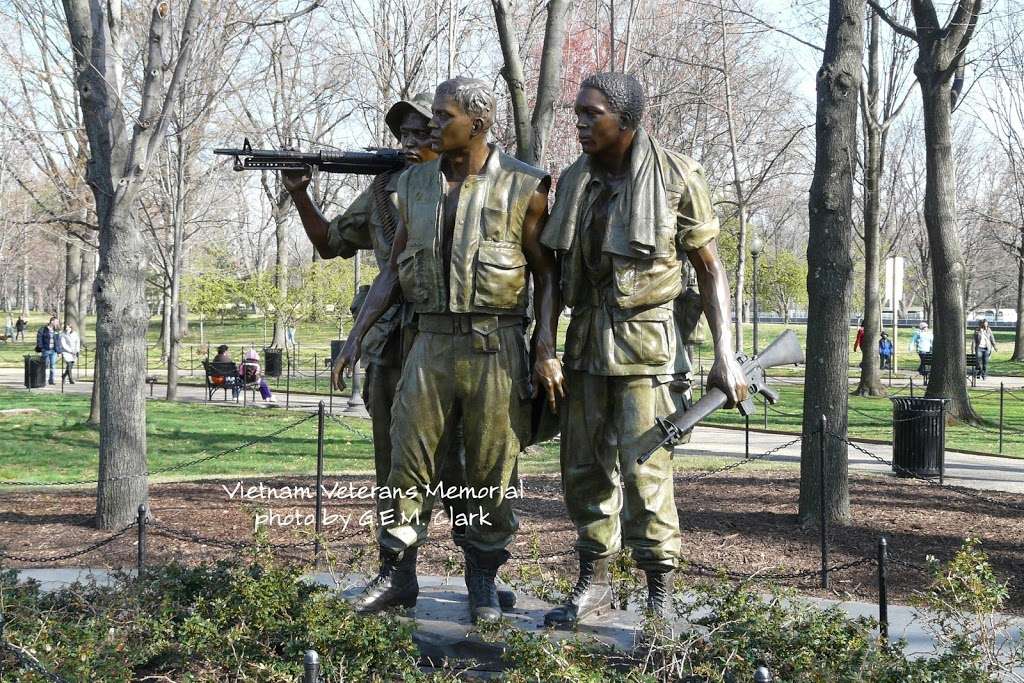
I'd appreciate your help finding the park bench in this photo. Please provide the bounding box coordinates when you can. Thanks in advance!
[917,352,979,386]
[202,360,241,401]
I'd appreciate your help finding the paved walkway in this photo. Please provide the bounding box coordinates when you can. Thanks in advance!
[678,426,1024,494]
[12,568,1023,674]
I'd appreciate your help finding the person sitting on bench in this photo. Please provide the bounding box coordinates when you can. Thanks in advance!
[240,347,275,404]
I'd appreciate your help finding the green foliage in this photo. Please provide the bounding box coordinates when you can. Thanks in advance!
[912,538,1023,681]
[754,249,808,320]
[0,554,425,682]
[1,542,1019,682]
[183,270,241,322]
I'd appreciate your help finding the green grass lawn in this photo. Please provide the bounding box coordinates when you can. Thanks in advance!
[0,388,383,487]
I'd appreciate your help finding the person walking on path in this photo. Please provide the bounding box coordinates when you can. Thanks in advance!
[879,331,893,370]
[58,322,81,384]
[973,319,997,380]
[910,322,934,379]
[854,319,864,352]
[15,316,26,341]
[3,317,13,342]
[35,316,59,385]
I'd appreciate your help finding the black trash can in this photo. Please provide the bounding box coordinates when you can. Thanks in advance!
[24,355,45,388]
[329,339,344,368]
[890,397,946,478]
[263,347,282,378]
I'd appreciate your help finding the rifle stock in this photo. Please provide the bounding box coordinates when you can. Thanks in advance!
[636,330,804,464]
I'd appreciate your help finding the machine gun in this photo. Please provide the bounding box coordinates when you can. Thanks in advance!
[636,329,804,464]
[214,138,404,175]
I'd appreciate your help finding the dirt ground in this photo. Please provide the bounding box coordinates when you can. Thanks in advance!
[1,470,1021,612]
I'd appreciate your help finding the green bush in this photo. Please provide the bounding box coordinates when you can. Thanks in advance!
[1,540,1018,681]
[0,556,426,681]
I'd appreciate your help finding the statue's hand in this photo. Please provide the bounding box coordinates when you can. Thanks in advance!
[532,357,566,414]
[281,166,312,193]
[707,355,749,408]
[332,336,361,391]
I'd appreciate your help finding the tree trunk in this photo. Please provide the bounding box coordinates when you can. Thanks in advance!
[799,0,862,527]
[64,240,82,330]
[856,10,885,396]
[78,248,94,339]
[1013,248,1024,360]
[178,300,189,337]
[919,80,976,421]
[94,205,149,528]
[159,283,171,361]
[270,206,288,348]
[88,351,100,425]
[721,9,746,355]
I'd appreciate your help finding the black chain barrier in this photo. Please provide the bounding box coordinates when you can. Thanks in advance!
[674,436,803,484]
[0,523,136,563]
[835,433,1024,512]
[0,412,317,487]
[328,413,372,440]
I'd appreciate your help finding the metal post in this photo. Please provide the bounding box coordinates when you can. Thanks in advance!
[819,414,829,590]
[999,382,1004,454]
[877,536,889,642]
[763,394,768,430]
[303,650,321,683]
[137,504,147,574]
[314,353,318,392]
[939,399,946,486]
[190,346,194,376]
[909,376,914,398]
[745,414,750,458]
[328,360,334,415]
[314,401,325,567]
[754,666,773,683]
[752,250,760,356]
[285,352,291,410]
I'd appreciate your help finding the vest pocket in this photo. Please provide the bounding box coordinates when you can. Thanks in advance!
[473,242,527,310]
[611,307,673,366]
[396,245,430,304]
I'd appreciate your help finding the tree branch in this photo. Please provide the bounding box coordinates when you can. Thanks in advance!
[866,0,918,40]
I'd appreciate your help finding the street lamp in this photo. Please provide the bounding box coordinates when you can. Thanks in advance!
[750,236,763,356]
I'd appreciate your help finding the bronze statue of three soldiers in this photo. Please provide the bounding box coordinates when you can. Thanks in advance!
[287,73,749,626]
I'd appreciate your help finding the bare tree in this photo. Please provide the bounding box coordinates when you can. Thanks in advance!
[800,0,863,527]
[61,0,204,528]
[491,0,571,165]
[854,4,915,396]
[868,0,983,421]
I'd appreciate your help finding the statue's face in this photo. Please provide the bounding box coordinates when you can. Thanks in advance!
[574,87,626,156]
[429,95,476,153]
[399,112,437,164]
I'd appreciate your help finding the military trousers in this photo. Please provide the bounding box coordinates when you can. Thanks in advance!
[560,368,683,570]
[379,317,529,555]
[364,361,471,534]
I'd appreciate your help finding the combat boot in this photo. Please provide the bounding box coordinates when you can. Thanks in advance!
[464,547,510,623]
[543,556,613,628]
[454,529,516,610]
[350,547,419,613]
[644,568,675,618]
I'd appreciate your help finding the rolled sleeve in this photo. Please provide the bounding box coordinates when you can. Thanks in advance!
[326,188,374,258]
[675,164,720,252]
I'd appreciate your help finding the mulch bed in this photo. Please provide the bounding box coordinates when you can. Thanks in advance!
[1,471,1021,612]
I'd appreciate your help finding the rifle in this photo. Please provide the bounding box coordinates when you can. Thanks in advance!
[214,138,404,175]
[636,329,804,464]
